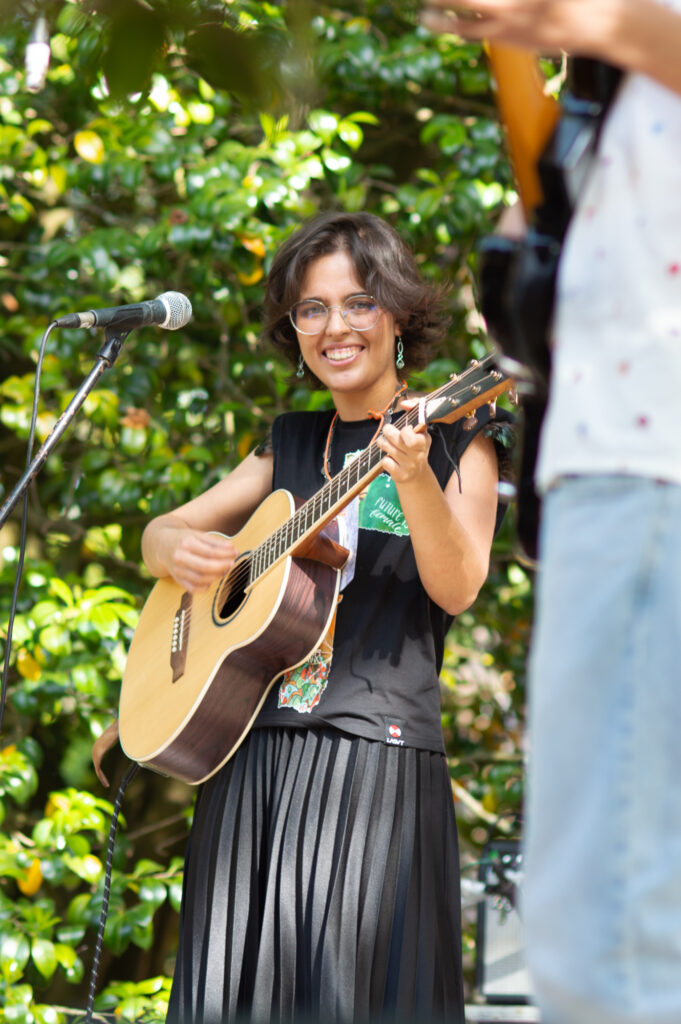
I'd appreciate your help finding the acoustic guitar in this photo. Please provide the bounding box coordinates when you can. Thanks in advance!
[118,354,512,785]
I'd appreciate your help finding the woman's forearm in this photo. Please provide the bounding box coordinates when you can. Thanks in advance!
[422,0,681,97]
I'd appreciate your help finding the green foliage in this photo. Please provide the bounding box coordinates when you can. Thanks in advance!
[95,975,173,1022]
[0,0,530,1015]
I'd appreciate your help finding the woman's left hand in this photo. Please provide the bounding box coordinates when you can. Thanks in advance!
[378,417,431,485]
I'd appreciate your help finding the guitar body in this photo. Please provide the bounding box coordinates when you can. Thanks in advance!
[118,489,341,785]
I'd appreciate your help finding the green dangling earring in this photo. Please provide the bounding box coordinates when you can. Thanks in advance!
[296,353,305,378]
[395,336,405,370]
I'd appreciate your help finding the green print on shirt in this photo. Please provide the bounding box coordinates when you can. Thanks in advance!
[359,473,409,537]
[341,448,409,537]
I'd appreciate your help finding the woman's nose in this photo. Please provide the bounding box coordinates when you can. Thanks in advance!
[325,306,349,332]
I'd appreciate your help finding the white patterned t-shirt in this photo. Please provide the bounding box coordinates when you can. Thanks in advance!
[536,13,681,491]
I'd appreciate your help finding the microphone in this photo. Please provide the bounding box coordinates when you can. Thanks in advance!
[54,291,192,331]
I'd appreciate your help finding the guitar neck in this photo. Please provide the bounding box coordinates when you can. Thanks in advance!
[248,420,393,585]
[485,42,560,217]
[248,355,511,586]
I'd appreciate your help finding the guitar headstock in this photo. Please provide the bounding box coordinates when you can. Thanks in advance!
[420,355,514,428]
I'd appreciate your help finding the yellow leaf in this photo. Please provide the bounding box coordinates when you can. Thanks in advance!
[45,792,69,816]
[237,234,266,258]
[237,432,253,460]
[236,266,264,286]
[74,130,105,165]
[18,858,43,896]
[17,648,42,681]
[49,164,68,194]
[482,790,499,814]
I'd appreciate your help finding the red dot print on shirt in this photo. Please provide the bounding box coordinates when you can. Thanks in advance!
[635,415,650,429]
[669,263,680,275]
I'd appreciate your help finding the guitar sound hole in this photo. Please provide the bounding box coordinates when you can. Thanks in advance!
[216,566,248,621]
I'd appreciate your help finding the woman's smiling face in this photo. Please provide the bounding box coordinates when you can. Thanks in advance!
[294,249,403,419]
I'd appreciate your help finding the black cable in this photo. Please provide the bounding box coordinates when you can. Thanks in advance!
[0,323,53,735]
[78,759,140,1024]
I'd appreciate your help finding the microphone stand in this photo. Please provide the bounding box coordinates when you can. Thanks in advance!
[0,325,131,528]
[0,323,136,1022]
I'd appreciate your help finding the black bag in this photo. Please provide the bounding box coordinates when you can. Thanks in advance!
[479,59,622,559]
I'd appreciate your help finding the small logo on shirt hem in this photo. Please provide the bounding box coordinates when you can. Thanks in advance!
[384,716,406,746]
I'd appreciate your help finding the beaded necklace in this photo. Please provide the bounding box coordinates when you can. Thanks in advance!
[322,379,408,481]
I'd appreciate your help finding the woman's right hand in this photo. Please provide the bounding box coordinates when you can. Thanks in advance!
[166,529,239,593]
[141,449,274,592]
[143,516,240,593]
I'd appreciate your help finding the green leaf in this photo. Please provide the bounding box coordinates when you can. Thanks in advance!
[53,942,77,969]
[62,853,102,883]
[88,605,121,639]
[38,624,71,655]
[0,930,31,977]
[31,937,57,979]
[56,924,86,946]
[138,880,167,907]
[49,578,74,607]
[337,119,364,151]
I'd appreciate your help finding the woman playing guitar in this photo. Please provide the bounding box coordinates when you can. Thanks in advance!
[142,211,512,1023]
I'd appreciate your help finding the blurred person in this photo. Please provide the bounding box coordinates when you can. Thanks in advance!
[422,3,681,1024]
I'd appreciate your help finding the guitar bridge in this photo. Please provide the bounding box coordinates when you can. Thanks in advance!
[170,591,193,683]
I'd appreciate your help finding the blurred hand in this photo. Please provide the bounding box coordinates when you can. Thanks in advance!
[421,0,616,57]
[167,530,239,593]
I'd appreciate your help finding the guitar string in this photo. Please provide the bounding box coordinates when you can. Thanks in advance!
[208,358,502,606]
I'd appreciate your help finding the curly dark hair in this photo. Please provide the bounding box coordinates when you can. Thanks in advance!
[262,211,451,386]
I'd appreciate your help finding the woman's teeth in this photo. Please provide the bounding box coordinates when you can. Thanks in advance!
[325,346,360,362]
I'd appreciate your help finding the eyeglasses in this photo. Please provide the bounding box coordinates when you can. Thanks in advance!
[288,294,381,335]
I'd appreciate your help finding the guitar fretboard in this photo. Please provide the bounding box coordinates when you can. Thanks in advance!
[246,354,506,586]
[249,423,392,583]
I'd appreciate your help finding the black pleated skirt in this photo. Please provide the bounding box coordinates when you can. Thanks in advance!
[165,726,464,1024]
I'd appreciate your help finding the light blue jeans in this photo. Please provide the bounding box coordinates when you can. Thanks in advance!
[524,475,681,1024]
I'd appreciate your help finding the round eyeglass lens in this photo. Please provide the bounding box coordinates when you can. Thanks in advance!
[344,295,380,330]
[289,295,380,334]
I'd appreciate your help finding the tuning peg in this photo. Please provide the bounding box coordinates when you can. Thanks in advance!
[463,411,478,431]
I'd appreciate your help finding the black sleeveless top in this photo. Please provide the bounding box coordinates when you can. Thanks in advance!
[253,404,509,752]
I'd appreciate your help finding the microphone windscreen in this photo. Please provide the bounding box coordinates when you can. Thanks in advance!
[158,292,193,330]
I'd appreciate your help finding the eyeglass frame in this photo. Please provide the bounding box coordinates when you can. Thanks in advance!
[288,294,382,335]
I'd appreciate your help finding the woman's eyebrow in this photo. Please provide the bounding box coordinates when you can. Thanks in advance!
[298,289,370,302]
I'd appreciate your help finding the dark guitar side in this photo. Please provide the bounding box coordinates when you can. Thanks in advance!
[144,554,340,785]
